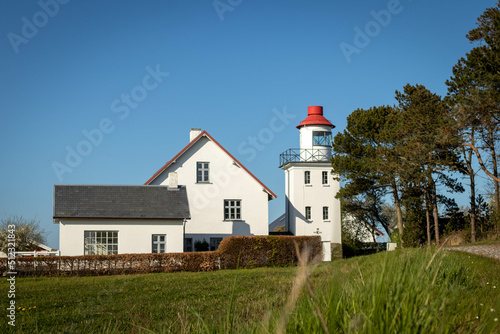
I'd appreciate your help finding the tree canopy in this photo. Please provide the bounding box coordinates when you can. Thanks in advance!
[334,2,500,247]
[0,216,47,254]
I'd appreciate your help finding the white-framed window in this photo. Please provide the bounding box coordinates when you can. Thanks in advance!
[210,237,223,251]
[184,238,193,252]
[152,234,166,253]
[84,231,118,255]
[313,131,332,146]
[197,162,210,183]
[322,171,328,185]
[323,207,329,220]
[224,200,241,220]
[304,171,311,185]
[305,206,311,220]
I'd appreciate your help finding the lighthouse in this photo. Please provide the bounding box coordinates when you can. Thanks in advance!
[279,106,342,261]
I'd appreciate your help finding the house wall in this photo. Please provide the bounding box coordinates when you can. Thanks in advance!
[149,136,270,244]
[58,219,184,256]
[284,162,342,260]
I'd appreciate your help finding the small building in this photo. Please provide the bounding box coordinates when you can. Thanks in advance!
[275,106,342,261]
[54,185,190,256]
[145,129,277,251]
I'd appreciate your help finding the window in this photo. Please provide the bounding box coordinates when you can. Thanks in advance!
[84,231,118,255]
[322,171,328,185]
[152,234,166,253]
[305,207,311,220]
[197,162,209,182]
[304,171,311,184]
[184,238,193,252]
[210,238,223,251]
[323,207,329,220]
[313,131,332,146]
[224,200,241,220]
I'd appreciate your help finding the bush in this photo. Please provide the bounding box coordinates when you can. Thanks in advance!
[217,235,322,269]
[0,236,322,277]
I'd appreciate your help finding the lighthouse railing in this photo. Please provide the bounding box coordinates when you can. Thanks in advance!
[279,148,331,167]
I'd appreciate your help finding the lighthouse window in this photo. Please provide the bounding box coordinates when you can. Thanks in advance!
[313,131,332,146]
[305,207,311,220]
[323,207,329,220]
[304,171,311,184]
[197,162,210,182]
[224,200,241,220]
[322,171,328,184]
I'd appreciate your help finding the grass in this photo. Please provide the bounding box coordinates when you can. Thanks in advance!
[1,248,499,333]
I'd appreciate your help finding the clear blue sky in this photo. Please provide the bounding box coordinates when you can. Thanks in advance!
[0,0,495,249]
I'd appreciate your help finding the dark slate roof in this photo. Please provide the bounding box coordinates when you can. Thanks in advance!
[53,185,190,220]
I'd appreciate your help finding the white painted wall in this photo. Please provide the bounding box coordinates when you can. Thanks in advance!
[58,219,184,256]
[284,163,342,261]
[299,124,332,160]
[149,136,270,244]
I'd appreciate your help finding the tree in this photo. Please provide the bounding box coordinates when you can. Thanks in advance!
[0,216,47,254]
[446,1,500,210]
[332,105,406,242]
[395,84,463,245]
[339,184,391,242]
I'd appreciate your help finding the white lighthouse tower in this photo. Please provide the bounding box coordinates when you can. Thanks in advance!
[279,106,342,261]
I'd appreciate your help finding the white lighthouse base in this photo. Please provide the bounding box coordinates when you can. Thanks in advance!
[322,241,331,262]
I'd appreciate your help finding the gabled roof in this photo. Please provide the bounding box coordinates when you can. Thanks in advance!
[53,185,190,220]
[144,130,277,200]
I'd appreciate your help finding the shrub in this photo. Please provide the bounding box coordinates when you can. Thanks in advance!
[217,235,322,269]
[0,235,322,277]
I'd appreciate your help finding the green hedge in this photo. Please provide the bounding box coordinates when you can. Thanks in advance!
[0,235,322,277]
[217,235,322,268]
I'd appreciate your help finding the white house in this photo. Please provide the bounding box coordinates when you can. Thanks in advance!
[274,106,342,261]
[145,129,277,251]
[54,185,190,256]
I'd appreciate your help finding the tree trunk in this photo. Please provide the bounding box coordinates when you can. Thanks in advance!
[484,127,500,211]
[431,178,440,245]
[392,183,404,247]
[490,137,499,212]
[425,191,432,249]
[425,205,432,248]
[463,144,477,243]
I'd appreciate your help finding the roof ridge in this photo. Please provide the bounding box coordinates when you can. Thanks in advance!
[144,130,277,199]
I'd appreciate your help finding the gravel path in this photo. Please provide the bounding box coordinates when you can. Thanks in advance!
[446,244,500,261]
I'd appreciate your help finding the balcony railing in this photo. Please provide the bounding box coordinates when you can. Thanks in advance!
[279,148,331,167]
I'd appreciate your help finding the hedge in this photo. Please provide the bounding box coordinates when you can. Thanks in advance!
[0,235,322,277]
[217,235,322,269]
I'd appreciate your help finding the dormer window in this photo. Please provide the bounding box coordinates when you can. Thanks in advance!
[313,131,332,146]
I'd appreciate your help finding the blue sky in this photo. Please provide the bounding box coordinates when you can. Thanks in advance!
[0,0,495,248]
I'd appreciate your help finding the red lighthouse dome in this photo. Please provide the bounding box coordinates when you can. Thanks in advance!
[296,106,334,129]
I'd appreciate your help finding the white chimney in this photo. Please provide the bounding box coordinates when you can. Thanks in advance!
[168,172,178,189]
[190,128,202,142]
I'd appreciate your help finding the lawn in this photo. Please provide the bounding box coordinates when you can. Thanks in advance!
[1,248,499,333]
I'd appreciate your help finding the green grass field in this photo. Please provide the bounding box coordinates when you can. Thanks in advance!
[1,247,499,333]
